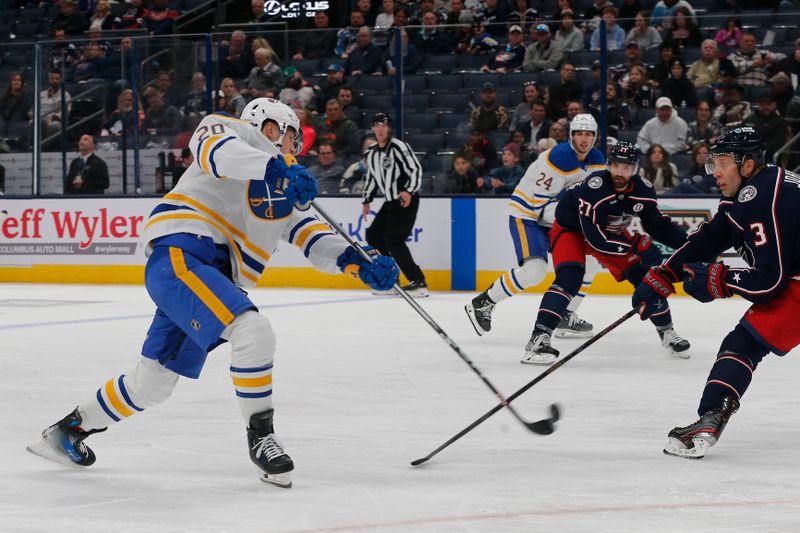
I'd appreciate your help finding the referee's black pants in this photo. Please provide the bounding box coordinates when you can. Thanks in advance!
[365,194,425,283]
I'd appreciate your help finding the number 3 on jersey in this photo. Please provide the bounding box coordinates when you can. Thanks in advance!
[535,172,553,191]
[750,222,767,247]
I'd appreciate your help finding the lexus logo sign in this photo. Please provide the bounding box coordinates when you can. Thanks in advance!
[263,0,329,18]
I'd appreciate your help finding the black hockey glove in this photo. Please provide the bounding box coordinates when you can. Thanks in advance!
[683,262,731,303]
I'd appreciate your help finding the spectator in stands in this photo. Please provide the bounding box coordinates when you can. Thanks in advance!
[745,95,790,161]
[626,11,661,50]
[509,81,540,131]
[315,64,346,111]
[582,61,603,109]
[714,17,742,50]
[703,59,737,108]
[672,142,717,194]
[251,0,268,22]
[581,0,611,33]
[345,27,383,76]
[278,67,314,108]
[589,82,629,137]
[48,28,80,71]
[142,87,182,136]
[547,121,568,144]
[40,70,71,138]
[553,10,583,52]
[308,142,346,194]
[507,0,538,33]
[767,72,793,117]
[336,86,360,122]
[246,48,285,98]
[590,7,625,52]
[479,0,508,33]
[51,0,88,36]
[296,108,316,156]
[523,23,563,72]
[686,100,721,147]
[509,129,534,164]
[155,71,178,108]
[610,40,644,85]
[730,33,785,87]
[465,19,499,55]
[637,96,688,155]
[101,89,144,140]
[357,0,377,26]
[384,29,422,75]
[649,42,676,87]
[463,128,498,179]
[618,0,643,32]
[315,99,361,160]
[375,0,395,28]
[218,78,246,116]
[712,83,750,128]
[687,40,720,90]
[469,83,509,133]
[486,142,524,194]
[292,11,337,60]
[547,62,582,121]
[566,100,583,121]
[336,10,366,58]
[144,0,179,36]
[0,72,31,134]
[411,11,452,55]
[450,12,475,53]
[116,0,146,30]
[408,0,434,25]
[650,0,695,31]
[250,37,277,65]
[640,143,678,194]
[220,31,253,80]
[664,6,702,53]
[481,25,526,73]
[391,6,408,28]
[89,1,114,31]
[660,59,697,109]
[553,0,575,20]
[622,65,655,110]
[775,38,800,80]
[519,100,551,146]
[64,134,109,195]
[440,151,479,194]
[340,136,377,194]
[72,41,109,82]
[181,72,208,130]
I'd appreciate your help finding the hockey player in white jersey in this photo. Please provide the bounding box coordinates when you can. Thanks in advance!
[26,98,399,488]
[465,114,606,357]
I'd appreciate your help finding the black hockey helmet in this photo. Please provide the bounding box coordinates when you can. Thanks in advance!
[371,112,392,126]
[706,126,765,174]
[608,140,640,171]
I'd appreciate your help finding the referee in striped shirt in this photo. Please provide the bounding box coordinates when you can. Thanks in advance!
[361,112,428,296]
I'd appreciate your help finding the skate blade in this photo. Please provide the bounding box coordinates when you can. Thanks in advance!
[662,437,708,459]
[464,305,486,337]
[258,471,292,488]
[403,289,429,298]
[26,438,84,468]
[554,328,593,339]
[520,356,557,366]
[666,348,691,359]
[371,289,399,296]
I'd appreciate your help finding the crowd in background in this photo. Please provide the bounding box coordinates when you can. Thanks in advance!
[0,0,799,195]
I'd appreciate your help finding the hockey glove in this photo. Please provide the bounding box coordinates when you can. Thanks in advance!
[683,262,730,303]
[632,266,676,320]
[337,246,400,292]
[267,154,318,208]
[624,233,662,270]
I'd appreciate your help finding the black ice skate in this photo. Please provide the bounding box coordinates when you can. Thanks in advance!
[554,311,594,338]
[659,328,691,359]
[663,396,740,459]
[400,279,429,298]
[26,407,106,467]
[521,329,560,365]
[248,409,294,488]
[464,291,495,336]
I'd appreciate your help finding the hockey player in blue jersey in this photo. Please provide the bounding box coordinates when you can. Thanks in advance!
[26,98,400,487]
[465,114,606,359]
[524,141,690,364]
[633,127,800,459]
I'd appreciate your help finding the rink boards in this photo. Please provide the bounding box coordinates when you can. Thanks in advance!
[0,195,727,293]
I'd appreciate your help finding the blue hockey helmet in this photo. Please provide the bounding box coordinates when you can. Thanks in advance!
[706,126,765,174]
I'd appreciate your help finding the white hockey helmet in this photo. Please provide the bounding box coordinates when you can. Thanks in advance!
[569,113,598,151]
[240,97,303,154]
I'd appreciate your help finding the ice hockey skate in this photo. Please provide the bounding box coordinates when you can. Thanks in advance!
[521,330,560,365]
[659,328,691,358]
[247,409,294,488]
[464,291,495,336]
[554,311,594,338]
[400,280,429,298]
[663,396,739,459]
[26,407,106,467]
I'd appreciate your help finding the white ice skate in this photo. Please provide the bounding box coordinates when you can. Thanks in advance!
[521,330,560,365]
[659,328,691,359]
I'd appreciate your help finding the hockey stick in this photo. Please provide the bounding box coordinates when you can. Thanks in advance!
[310,199,557,435]
[410,308,638,466]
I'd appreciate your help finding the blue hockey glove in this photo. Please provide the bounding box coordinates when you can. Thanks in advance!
[337,246,400,291]
[266,154,318,207]
[632,266,676,320]
[683,262,730,303]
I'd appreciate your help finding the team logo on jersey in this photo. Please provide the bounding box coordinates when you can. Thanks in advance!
[587,176,603,189]
[191,319,201,331]
[248,180,292,220]
[381,155,393,170]
[633,203,643,212]
[738,185,757,203]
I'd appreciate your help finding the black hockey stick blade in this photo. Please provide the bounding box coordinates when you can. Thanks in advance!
[526,403,560,435]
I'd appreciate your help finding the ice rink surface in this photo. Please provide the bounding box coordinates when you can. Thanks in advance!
[2,284,800,532]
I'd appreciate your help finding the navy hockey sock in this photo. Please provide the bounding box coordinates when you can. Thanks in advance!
[535,265,583,334]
